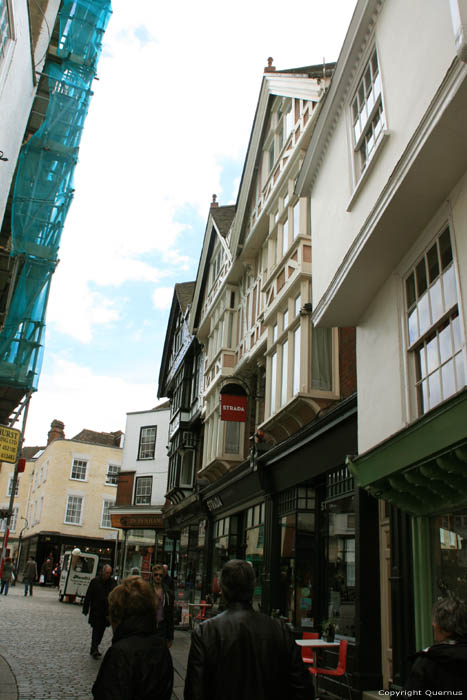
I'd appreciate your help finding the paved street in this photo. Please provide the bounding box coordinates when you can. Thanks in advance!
[0,584,190,700]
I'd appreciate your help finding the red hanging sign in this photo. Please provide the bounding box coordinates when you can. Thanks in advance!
[221,394,247,422]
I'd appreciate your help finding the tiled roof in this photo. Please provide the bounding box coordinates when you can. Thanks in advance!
[21,445,46,459]
[71,429,123,447]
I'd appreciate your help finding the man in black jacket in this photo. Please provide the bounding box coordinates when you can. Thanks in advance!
[184,559,312,700]
[405,596,467,692]
[83,564,117,659]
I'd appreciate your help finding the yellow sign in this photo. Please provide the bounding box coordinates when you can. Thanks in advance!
[0,426,21,464]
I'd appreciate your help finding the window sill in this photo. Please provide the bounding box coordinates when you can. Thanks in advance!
[346,130,390,212]
[69,477,88,482]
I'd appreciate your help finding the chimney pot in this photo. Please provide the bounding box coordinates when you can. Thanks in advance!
[211,194,219,208]
[264,57,276,73]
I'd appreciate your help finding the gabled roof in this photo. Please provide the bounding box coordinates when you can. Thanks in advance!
[230,63,335,256]
[21,445,46,460]
[158,282,196,398]
[189,204,236,334]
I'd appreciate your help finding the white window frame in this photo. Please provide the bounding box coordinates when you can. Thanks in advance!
[70,458,88,482]
[43,461,48,481]
[137,426,157,460]
[7,475,18,497]
[64,494,84,526]
[106,463,120,486]
[100,499,114,529]
[351,46,386,176]
[403,224,465,417]
[134,476,152,505]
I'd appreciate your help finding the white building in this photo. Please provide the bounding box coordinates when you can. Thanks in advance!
[297,0,467,688]
[110,402,171,578]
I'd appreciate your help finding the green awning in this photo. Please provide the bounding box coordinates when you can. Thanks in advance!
[347,389,467,515]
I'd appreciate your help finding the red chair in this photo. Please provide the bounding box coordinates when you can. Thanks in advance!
[309,639,351,700]
[301,631,319,665]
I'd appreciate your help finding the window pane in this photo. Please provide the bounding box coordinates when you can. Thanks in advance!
[282,219,288,256]
[441,360,456,400]
[426,335,438,375]
[452,314,461,352]
[283,309,288,330]
[416,258,428,297]
[312,327,332,390]
[439,229,453,269]
[428,370,441,409]
[406,273,416,309]
[439,323,452,365]
[427,244,440,283]
[293,326,301,395]
[135,477,152,505]
[293,202,300,238]
[294,295,301,317]
[455,352,465,388]
[418,293,430,337]
[139,426,157,459]
[225,422,240,454]
[71,459,87,480]
[408,308,418,345]
[443,265,457,311]
[429,278,443,325]
[281,339,288,406]
[270,352,277,414]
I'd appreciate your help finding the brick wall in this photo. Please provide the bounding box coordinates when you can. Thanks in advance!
[339,327,357,397]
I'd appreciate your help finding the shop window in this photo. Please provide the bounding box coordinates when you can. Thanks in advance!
[245,504,265,609]
[431,513,467,600]
[325,495,356,638]
[138,426,157,460]
[70,458,88,481]
[134,476,152,505]
[406,227,465,415]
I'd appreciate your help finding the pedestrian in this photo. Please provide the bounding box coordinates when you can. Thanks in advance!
[162,563,175,592]
[23,555,38,596]
[151,563,174,647]
[184,559,312,700]
[92,575,173,700]
[40,557,52,585]
[405,596,467,693]
[1,557,14,595]
[83,564,117,659]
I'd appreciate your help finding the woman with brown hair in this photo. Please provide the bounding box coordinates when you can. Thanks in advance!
[92,576,173,700]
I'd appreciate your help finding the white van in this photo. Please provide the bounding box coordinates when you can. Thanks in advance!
[58,550,99,602]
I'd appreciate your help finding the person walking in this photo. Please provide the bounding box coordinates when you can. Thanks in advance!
[1,557,14,595]
[92,575,173,700]
[83,564,117,659]
[151,564,174,647]
[184,559,312,700]
[405,596,467,692]
[23,555,38,596]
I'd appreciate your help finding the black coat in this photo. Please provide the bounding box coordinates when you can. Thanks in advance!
[183,602,313,700]
[405,638,467,692]
[92,615,173,700]
[150,582,175,642]
[83,575,117,627]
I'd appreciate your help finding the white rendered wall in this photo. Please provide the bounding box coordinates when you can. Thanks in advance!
[122,407,170,505]
[310,0,456,312]
[0,0,60,224]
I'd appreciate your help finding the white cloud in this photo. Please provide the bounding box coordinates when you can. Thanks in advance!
[152,286,174,310]
[25,356,159,445]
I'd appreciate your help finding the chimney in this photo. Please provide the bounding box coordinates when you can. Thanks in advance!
[211,194,219,208]
[264,57,276,73]
[47,419,65,445]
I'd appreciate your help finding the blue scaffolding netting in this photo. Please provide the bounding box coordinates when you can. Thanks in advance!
[0,0,111,392]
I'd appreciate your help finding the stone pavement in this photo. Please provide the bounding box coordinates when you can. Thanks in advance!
[0,584,191,700]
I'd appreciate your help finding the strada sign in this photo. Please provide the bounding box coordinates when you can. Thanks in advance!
[220,394,247,422]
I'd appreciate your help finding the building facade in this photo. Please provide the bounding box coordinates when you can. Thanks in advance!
[296,0,467,689]
[160,60,381,695]
[0,420,122,577]
[110,403,171,579]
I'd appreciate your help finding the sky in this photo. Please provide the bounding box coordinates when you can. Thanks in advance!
[23,0,358,446]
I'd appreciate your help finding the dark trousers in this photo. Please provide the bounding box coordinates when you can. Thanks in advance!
[91,620,107,653]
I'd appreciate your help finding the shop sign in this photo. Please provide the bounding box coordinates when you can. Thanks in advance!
[220,394,247,422]
[111,513,164,529]
[205,495,223,512]
[0,426,21,464]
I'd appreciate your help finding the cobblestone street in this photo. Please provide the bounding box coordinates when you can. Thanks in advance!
[0,585,190,700]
